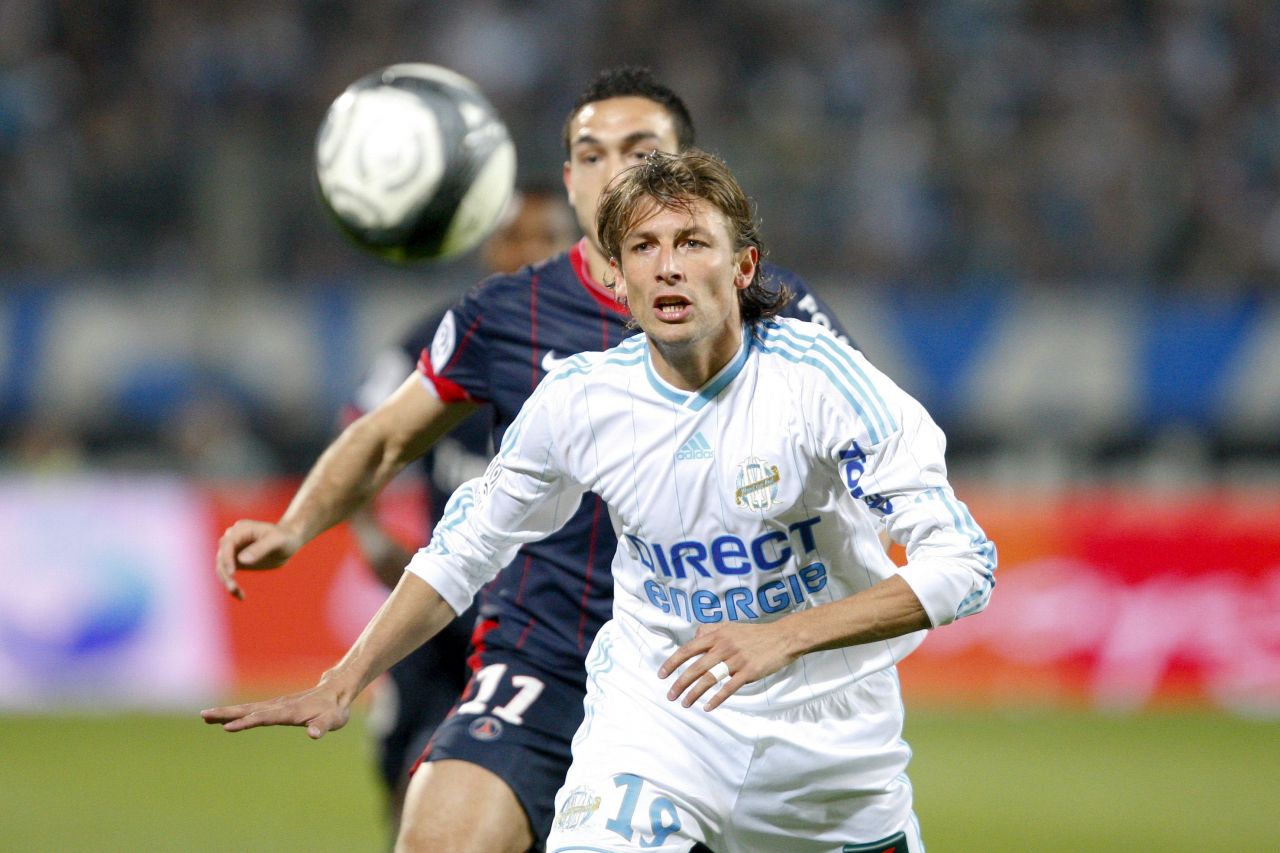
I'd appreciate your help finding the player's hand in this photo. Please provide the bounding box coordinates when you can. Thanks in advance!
[658,621,797,712]
[215,519,304,600]
[200,680,351,740]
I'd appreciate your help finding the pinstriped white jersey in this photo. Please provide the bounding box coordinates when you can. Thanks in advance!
[408,317,995,712]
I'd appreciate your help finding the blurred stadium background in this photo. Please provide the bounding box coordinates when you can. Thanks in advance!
[2,1,1278,850]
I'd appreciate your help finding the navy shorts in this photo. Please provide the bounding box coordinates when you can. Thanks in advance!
[413,646,587,846]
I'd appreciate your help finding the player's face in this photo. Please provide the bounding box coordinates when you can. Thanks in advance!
[563,97,681,256]
[610,198,757,383]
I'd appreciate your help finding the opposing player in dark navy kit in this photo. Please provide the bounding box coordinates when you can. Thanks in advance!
[212,67,853,853]
[345,186,577,832]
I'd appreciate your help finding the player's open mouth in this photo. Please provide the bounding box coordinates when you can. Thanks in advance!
[654,297,691,320]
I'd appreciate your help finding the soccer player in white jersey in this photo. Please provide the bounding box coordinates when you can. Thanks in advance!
[203,150,995,853]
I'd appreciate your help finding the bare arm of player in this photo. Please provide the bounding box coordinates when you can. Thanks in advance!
[201,572,456,736]
[215,374,479,599]
[658,574,930,711]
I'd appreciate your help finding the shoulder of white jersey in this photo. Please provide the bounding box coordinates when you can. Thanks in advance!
[538,332,647,384]
[497,333,645,454]
[753,318,900,445]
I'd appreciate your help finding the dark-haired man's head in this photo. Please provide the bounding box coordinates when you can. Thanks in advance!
[562,67,697,272]
[561,66,695,156]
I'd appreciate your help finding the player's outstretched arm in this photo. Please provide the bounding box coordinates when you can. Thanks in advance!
[659,575,930,711]
[202,572,458,735]
[215,374,478,599]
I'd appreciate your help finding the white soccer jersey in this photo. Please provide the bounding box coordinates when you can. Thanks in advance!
[408,317,995,713]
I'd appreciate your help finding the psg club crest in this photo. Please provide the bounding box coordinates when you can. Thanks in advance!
[734,456,781,511]
[429,310,458,374]
[467,715,504,741]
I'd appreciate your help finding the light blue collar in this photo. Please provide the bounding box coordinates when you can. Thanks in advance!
[643,325,753,411]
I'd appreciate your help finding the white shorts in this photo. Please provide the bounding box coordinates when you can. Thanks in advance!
[547,622,925,853]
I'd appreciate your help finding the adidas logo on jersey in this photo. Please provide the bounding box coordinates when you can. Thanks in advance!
[676,431,714,461]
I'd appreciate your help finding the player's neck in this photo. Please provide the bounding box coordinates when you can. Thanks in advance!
[647,326,744,392]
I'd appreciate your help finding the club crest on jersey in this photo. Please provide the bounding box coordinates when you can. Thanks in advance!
[429,310,458,373]
[734,456,781,510]
[555,786,602,831]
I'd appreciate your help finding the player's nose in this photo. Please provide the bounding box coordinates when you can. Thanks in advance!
[655,244,684,283]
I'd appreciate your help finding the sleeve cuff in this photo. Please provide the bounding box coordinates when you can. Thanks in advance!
[894,560,972,628]
[405,551,476,617]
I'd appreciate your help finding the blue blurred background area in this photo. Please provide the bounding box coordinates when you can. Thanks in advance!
[1,0,1278,479]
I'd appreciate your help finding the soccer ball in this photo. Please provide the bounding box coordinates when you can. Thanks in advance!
[315,64,517,262]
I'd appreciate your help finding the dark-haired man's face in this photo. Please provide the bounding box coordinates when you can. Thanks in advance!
[563,97,680,265]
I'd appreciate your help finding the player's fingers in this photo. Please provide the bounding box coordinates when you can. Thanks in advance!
[214,538,241,597]
[657,636,712,679]
[677,671,724,708]
[200,704,251,724]
[305,707,350,740]
[215,522,264,596]
[235,529,282,567]
[667,657,732,704]
[702,673,748,712]
[220,701,314,733]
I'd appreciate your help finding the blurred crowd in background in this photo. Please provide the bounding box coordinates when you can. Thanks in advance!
[1,0,1279,477]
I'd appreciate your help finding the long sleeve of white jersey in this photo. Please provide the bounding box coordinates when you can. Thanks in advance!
[807,343,996,628]
[404,378,587,616]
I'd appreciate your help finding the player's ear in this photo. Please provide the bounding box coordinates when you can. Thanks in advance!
[609,258,628,305]
[734,245,758,290]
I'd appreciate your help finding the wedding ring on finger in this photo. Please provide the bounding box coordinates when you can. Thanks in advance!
[708,661,731,682]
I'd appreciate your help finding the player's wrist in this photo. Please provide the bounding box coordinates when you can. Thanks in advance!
[317,665,363,707]
[272,516,312,554]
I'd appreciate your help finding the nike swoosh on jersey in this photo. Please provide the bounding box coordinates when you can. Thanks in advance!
[541,350,573,372]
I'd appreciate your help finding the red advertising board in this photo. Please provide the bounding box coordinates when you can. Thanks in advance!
[202,482,1280,713]
[206,480,428,693]
[898,488,1280,714]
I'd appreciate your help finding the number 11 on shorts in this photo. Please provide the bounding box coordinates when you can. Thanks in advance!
[456,663,545,724]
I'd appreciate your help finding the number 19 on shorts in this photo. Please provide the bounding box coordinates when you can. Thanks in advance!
[556,773,682,848]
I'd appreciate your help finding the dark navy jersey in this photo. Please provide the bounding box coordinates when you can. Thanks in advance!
[347,318,493,537]
[418,239,854,676]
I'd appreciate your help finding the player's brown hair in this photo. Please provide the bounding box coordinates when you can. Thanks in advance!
[595,149,790,324]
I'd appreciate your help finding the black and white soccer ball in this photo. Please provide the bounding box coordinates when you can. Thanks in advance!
[315,64,517,262]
